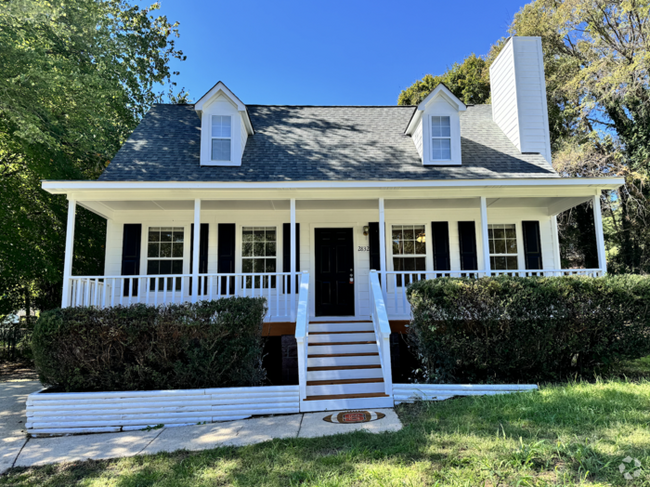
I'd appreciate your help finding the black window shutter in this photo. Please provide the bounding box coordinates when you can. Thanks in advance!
[121,224,141,296]
[190,223,209,295]
[431,222,451,271]
[458,221,478,271]
[369,222,381,271]
[522,221,543,270]
[283,223,300,293]
[217,223,236,295]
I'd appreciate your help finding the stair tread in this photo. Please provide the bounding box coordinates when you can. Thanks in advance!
[307,378,384,386]
[309,331,374,335]
[310,320,373,324]
[309,352,379,358]
[309,341,375,346]
[304,392,390,401]
[307,365,381,371]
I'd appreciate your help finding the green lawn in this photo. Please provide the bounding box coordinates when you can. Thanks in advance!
[4,377,650,486]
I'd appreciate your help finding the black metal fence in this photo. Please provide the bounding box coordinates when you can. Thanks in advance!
[0,319,32,361]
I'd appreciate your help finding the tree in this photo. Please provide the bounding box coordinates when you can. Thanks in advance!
[0,0,185,318]
[398,54,491,106]
[510,0,650,273]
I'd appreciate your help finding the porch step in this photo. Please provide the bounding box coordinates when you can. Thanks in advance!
[304,392,389,401]
[306,378,384,386]
[306,381,385,397]
[308,321,374,333]
[306,366,383,381]
[308,342,378,355]
[300,392,394,412]
[309,332,374,343]
[307,353,380,368]
[307,364,381,371]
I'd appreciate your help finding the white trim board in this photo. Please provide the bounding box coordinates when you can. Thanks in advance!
[42,177,625,194]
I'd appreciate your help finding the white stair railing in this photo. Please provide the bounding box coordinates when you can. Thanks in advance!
[369,270,393,397]
[295,271,310,401]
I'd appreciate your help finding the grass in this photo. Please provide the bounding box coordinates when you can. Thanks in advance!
[3,378,650,486]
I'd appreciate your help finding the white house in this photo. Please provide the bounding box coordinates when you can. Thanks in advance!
[42,37,624,412]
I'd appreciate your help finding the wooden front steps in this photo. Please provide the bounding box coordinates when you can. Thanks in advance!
[301,320,393,412]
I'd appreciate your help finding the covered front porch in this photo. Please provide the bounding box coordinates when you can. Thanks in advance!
[45,178,619,324]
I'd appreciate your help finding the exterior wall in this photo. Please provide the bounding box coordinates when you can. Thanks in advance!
[104,205,560,319]
[490,37,552,164]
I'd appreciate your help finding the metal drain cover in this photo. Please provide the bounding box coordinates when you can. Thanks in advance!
[323,410,386,424]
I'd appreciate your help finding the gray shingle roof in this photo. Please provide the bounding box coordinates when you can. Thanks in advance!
[98,104,558,182]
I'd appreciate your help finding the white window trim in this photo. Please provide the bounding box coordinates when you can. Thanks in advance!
[488,223,520,271]
[145,226,186,291]
[210,115,232,163]
[430,116,452,162]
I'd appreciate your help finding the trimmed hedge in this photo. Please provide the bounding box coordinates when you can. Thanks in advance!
[33,298,267,392]
[407,275,650,383]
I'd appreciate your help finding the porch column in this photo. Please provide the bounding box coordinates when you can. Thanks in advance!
[378,198,386,283]
[192,198,201,303]
[551,215,562,270]
[61,199,77,308]
[290,198,296,321]
[479,196,491,275]
[593,192,607,273]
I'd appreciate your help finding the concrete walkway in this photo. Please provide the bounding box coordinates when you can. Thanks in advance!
[1,381,402,472]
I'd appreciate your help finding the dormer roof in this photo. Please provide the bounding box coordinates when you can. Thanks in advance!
[404,83,466,136]
[194,81,254,135]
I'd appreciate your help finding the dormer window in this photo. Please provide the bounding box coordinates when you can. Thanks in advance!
[211,115,232,162]
[431,116,451,160]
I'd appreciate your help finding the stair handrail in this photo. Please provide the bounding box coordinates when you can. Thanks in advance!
[369,270,393,397]
[295,271,310,401]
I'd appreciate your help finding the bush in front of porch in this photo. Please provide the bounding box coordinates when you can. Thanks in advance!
[407,275,650,383]
[32,298,267,392]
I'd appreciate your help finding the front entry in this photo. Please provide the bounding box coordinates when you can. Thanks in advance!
[315,228,355,316]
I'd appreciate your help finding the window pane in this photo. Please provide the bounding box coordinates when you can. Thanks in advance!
[266,229,276,242]
[507,238,518,253]
[172,243,183,258]
[254,242,265,256]
[160,243,172,258]
[253,259,265,273]
[160,229,172,242]
[493,256,507,270]
[266,242,276,256]
[148,230,159,242]
[266,259,276,273]
[242,242,253,257]
[432,138,451,160]
[148,243,159,258]
[147,260,159,274]
[173,231,184,243]
[494,240,506,254]
[211,139,231,161]
[211,115,232,138]
[242,259,253,273]
[506,256,518,270]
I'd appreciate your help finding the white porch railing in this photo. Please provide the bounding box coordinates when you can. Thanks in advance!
[383,268,605,318]
[295,271,310,401]
[67,272,301,321]
[369,270,393,397]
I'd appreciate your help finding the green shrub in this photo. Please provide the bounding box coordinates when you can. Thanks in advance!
[33,298,267,392]
[407,275,650,383]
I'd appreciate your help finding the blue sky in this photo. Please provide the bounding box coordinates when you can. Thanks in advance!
[157,0,530,106]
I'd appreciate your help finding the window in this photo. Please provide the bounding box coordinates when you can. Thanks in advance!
[147,227,184,291]
[489,224,518,271]
[242,227,277,288]
[431,116,451,160]
[211,115,231,161]
[392,225,426,286]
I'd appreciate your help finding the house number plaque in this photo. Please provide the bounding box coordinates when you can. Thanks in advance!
[357,246,369,252]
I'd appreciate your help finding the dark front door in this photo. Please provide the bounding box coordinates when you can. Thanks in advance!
[315,228,355,316]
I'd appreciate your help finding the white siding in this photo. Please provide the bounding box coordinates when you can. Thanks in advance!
[490,37,552,164]
[412,120,423,160]
[103,205,559,319]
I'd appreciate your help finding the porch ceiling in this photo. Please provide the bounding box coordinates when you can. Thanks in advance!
[77,194,594,220]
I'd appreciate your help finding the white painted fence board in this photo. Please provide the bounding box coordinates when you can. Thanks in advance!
[393,383,538,404]
[26,385,299,436]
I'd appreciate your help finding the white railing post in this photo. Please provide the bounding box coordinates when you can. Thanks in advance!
[295,271,310,402]
[479,196,491,277]
[192,198,201,303]
[61,199,77,308]
[378,198,387,297]
[593,192,607,274]
[369,270,393,397]
[290,198,297,321]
